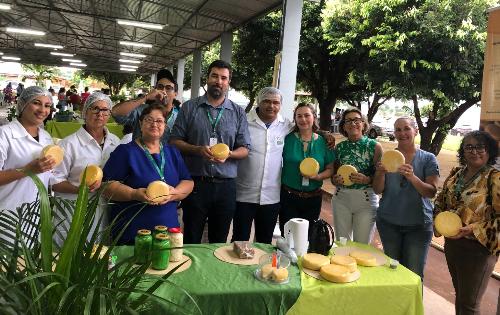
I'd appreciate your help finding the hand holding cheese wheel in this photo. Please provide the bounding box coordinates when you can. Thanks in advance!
[146,181,170,202]
[79,165,103,186]
[40,144,64,167]
[302,253,330,270]
[349,251,377,267]
[381,150,405,173]
[320,264,357,283]
[337,165,357,186]
[299,157,320,177]
[210,143,230,160]
[331,255,358,272]
[434,211,462,237]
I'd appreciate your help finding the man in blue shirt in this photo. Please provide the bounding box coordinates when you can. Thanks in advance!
[170,60,251,243]
[112,69,179,144]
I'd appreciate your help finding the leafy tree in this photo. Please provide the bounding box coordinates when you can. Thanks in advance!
[181,43,220,93]
[21,64,60,86]
[80,70,140,96]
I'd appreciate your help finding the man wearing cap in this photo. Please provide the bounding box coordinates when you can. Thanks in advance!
[170,60,251,244]
[112,69,179,143]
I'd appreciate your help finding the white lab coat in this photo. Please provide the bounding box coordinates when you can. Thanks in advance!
[0,119,54,211]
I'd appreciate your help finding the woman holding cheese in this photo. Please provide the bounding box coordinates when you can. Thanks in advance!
[279,103,334,235]
[51,92,120,244]
[103,104,193,244]
[0,86,56,212]
[330,107,382,244]
[434,131,499,314]
[372,117,439,278]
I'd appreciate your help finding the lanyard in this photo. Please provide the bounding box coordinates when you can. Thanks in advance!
[454,166,485,199]
[207,107,225,133]
[140,140,165,182]
[165,109,175,129]
[296,132,316,159]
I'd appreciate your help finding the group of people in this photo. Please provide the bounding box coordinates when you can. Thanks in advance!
[1,82,24,106]
[0,59,498,314]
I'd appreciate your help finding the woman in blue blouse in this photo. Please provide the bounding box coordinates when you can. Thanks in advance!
[103,104,193,244]
[372,117,439,278]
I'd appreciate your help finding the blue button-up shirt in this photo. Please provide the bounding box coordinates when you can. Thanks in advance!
[170,94,251,178]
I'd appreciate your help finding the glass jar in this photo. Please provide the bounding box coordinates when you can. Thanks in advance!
[134,229,152,264]
[153,225,168,238]
[168,227,183,262]
[152,233,171,270]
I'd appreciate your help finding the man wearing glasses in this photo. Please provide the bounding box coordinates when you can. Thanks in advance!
[112,69,179,144]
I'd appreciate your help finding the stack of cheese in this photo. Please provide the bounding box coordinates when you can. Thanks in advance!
[260,263,289,283]
[302,253,359,283]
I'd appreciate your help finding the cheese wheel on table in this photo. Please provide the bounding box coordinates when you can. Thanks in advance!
[381,150,405,173]
[79,165,103,186]
[300,158,320,177]
[210,143,230,160]
[40,144,64,166]
[302,253,330,270]
[320,264,356,283]
[331,255,358,272]
[349,251,377,267]
[146,181,170,202]
[337,165,357,186]
[434,211,462,237]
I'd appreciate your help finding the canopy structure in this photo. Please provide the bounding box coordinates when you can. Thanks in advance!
[0,0,281,73]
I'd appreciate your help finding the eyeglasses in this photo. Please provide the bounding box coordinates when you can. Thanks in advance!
[345,118,363,125]
[144,117,165,125]
[156,84,175,92]
[464,144,486,153]
[89,107,111,116]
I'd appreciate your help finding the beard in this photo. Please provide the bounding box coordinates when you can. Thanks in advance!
[207,84,225,99]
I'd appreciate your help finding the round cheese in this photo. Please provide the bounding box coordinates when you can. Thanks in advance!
[210,143,230,160]
[434,211,462,237]
[349,251,377,267]
[270,267,289,283]
[337,165,357,186]
[299,158,320,177]
[40,144,64,166]
[381,150,405,173]
[146,181,170,202]
[331,255,357,272]
[261,263,274,280]
[320,264,355,283]
[302,253,330,271]
[79,165,103,186]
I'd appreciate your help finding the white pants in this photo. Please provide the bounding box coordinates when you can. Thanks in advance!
[331,187,378,244]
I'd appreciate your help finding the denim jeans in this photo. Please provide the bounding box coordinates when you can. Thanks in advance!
[331,187,378,244]
[231,202,280,244]
[376,217,433,278]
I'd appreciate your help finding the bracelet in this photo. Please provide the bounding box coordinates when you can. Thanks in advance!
[15,168,25,175]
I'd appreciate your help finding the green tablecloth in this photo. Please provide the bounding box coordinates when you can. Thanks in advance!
[114,243,302,315]
[286,242,424,315]
[45,120,124,139]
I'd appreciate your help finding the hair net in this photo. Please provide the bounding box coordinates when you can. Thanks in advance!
[82,91,113,119]
[16,86,52,115]
[257,87,282,105]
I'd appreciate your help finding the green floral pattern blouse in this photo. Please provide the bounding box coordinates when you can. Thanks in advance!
[334,136,376,189]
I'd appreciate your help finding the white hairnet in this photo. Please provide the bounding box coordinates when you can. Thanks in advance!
[16,86,52,115]
[257,87,282,105]
[82,91,113,119]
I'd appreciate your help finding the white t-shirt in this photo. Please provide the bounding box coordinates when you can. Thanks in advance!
[236,108,293,205]
[0,120,54,211]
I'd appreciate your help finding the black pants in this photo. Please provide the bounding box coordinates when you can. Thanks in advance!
[444,238,497,315]
[182,179,236,244]
[279,187,322,237]
[231,202,280,244]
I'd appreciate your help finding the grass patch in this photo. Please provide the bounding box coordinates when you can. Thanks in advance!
[414,134,462,152]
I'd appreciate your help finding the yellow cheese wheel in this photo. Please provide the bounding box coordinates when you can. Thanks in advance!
[79,165,103,186]
[40,144,64,166]
[210,143,230,160]
[434,211,462,237]
[349,251,377,267]
[270,267,289,283]
[331,255,358,272]
[381,150,405,173]
[337,165,357,186]
[261,263,274,279]
[320,264,355,283]
[302,253,330,271]
[299,158,320,177]
[146,181,170,202]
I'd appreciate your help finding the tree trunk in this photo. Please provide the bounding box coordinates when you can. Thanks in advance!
[245,93,256,113]
[318,95,337,130]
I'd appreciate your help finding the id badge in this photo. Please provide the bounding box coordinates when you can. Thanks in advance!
[209,137,218,146]
[275,136,284,146]
[302,177,310,186]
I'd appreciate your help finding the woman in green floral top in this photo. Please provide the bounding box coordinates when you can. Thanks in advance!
[331,108,382,243]
[434,131,499,314]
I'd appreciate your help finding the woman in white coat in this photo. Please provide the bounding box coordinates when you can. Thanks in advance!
[0,86,56,212]
[52,92,120,243]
